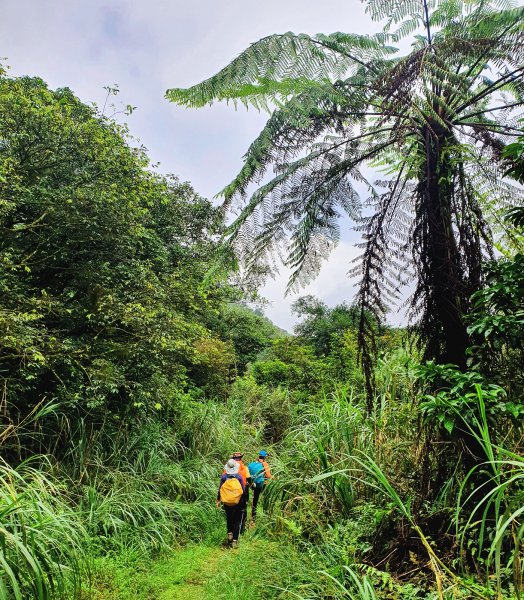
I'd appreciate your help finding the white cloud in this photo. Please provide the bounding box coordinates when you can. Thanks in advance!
[2,0,372,198]
[260,233,413,332]
[260,240,361,332]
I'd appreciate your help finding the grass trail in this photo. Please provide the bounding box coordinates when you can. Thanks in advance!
[90,534,288,600]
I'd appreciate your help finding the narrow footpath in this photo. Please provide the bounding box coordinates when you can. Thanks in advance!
[91,535,283,600]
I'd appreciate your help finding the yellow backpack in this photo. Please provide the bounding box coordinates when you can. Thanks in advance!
[220,476,243,506]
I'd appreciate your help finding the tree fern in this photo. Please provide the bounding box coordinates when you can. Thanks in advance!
[167,0,524,403]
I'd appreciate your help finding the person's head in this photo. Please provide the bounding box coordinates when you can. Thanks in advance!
[231,451,244,462]
[259,450,268,460]
[224,458,240,475]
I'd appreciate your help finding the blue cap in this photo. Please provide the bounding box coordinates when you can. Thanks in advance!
[259,450,267,458]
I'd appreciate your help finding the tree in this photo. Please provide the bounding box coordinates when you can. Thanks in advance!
[167,0,524,401]
[208,303,284,373]
[292,295,360,356]
[0,75,226,456]
[250,337,331,399]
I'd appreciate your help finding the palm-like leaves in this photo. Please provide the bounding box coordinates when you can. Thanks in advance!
[167,0,524,399]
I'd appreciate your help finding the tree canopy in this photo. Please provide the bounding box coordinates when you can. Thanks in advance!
[292,295,361,356]
[0,75,229,454]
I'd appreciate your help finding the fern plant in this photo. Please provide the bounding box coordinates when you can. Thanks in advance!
[167,0,524,404]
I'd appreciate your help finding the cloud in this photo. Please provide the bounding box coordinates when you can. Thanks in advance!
[260,240,361,332]
[260,233,412,332]
[2,0,372,196]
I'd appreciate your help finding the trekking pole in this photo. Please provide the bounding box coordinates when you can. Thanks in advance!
[238,510,245,542]
[237,496,248,543]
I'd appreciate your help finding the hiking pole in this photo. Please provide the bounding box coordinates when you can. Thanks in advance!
[237,495,249,544]
[238,511,244,542]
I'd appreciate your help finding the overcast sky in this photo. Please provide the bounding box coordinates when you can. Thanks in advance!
[1,1,434,330]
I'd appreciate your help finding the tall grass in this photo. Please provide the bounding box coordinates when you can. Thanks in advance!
[63,415,227,554]
[321,566,379,599]
[258,351,523,599]
[0,457,87,599]
[455,387,524,599]
[4,347,520,600]
[291,384,522,599]
[262,378,419,536]
[2,405,231,599]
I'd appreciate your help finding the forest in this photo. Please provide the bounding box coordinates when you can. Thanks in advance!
[1,0,524,598]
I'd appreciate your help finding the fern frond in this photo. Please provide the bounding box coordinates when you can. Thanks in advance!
[166,32,389,110]
[219,79,365,207]
[167,0,524,403]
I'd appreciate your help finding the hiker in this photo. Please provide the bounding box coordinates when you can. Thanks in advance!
[248,450,272,524]
[227,451,251,533]
[217,458,245,548]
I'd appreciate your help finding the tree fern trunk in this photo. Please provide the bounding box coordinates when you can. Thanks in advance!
[420,126,487,469]
[418,126,470,368]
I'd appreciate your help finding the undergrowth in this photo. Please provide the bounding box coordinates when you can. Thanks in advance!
[1,350,522,599]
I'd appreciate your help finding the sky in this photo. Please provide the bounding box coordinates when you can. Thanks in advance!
[2,0,405,331]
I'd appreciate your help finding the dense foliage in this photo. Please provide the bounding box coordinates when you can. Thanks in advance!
[0,75,265,459]
[207,303,284,373]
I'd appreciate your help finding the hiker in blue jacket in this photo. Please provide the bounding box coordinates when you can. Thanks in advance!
[248,450,273,525]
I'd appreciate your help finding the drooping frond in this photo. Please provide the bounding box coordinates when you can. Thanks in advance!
[351,166,414,406]
[219,79,364,208]
[225,132,387,288]
[166,32,396,110]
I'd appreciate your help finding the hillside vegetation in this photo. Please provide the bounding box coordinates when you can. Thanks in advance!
[1,2,524,595]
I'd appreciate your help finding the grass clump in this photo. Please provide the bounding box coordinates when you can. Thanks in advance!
[0,457,87,599]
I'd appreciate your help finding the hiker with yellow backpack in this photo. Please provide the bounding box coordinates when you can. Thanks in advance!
[216,458,245,548]
[227,451,251,534]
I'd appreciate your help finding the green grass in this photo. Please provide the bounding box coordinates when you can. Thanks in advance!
[0,457,87,599]
[88,536,300,600]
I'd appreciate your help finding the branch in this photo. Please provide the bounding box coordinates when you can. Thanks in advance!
[456,101,524,123]
[454,66,524,115]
